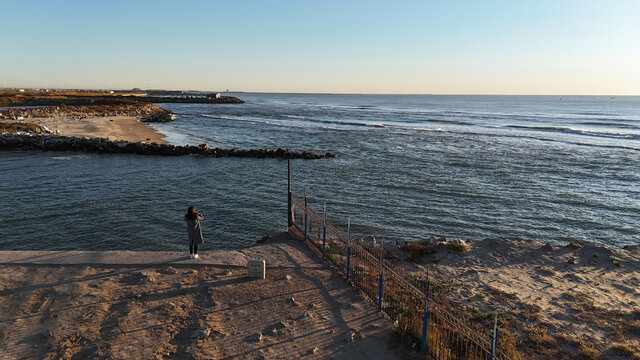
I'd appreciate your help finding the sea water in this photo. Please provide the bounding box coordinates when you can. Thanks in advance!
[1,94,638,250]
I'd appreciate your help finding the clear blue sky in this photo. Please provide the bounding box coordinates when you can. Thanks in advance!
[1,0,639,94]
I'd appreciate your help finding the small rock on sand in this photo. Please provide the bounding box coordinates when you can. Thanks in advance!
[40,330,55,338]
[343,332,355,342]
[248,333,263,342]
[190,326,211,339]
[277,320,289,329]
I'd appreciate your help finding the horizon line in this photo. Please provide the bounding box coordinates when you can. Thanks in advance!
[1,87,639,97]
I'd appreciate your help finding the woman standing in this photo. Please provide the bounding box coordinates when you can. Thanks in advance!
[185,206,204,259]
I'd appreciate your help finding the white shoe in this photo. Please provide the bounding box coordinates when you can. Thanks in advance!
[193,254,199,259]
[189,254,194,259]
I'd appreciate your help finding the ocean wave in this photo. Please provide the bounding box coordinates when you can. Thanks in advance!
[505,125,640,140]
[200,113,380,129]
[577,121,640,129]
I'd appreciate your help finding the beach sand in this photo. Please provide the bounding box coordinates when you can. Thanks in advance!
[13,116,167,144]
[0,234,399,360]
[388,238,640,358]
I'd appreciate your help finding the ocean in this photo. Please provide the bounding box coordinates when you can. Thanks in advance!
[1,94,638,250]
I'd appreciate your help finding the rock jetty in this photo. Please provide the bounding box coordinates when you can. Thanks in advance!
[0,103,173,123]
[0,134,337,160]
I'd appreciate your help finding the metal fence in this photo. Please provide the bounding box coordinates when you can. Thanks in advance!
[289,191,521,360]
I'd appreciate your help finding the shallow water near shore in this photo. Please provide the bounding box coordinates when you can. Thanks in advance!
[1,94,639,250]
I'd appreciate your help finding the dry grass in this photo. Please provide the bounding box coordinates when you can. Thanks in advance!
[0,121,45,134]
[403,242,434,262]
[447,241,468,252]
[579,345,601,360]
[527,326,557,347]
[628,321,640,335]
[611,342,640,359]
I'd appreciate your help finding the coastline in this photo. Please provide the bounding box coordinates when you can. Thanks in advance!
[11,115,168,144]
[1,235,638,358]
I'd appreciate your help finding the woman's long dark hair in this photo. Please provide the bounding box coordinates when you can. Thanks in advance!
[185,206,197,221]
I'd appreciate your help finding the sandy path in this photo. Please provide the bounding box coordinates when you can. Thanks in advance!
[15,116,167,144]
[0,235,400,360]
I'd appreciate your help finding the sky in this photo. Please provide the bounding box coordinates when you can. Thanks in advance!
[1,0,639,94]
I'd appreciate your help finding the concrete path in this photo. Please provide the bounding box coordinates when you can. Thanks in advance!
[0,233,324,269]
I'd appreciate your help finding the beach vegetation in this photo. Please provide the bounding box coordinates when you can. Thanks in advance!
[610,256,622,266]
[403,242,434,262]
[610,328,626,341]
[469,291,486,301]
[488,286,517,304]
[527,326,557,347]
[0,121,45,134]
[498,316,509,327]
[579,345,601,360]
[610,342,640,358]
[447,241,468,252]
[519,302,541,321]
[628,320,640,335]
[473,310,495,321]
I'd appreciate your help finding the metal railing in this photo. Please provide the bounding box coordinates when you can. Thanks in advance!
[289,192,521,360]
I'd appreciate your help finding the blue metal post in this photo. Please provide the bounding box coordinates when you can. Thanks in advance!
[378,238,384,312]
[322,202,327,259]
[421,278,430,352]
[287,160,292,228]
[303,189,307,241]
[346,217,351,281]
[490,314,498,360]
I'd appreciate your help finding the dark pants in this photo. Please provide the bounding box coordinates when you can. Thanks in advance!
[189,244,198,254]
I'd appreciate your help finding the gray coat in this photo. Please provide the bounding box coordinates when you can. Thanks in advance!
[185,213,204,245]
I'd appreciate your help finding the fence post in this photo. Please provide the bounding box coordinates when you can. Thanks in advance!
[287,159,292,228]
[378,237,384,312]
[303,189,307,241]
[346,217,351,281]
[322,202,327,259]
[490,314,498,360]
[421,276,429,353]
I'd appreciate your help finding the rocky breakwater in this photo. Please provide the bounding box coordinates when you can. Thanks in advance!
[0,133,337,160]
[136,95,245,104]
[0,102,173,123]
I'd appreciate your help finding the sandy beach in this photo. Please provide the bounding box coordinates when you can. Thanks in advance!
[0,234,399,360]
[13,116,167,144]
[387,238,640,359]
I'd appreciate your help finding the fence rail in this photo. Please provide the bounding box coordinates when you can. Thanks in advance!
[289,192,521,360]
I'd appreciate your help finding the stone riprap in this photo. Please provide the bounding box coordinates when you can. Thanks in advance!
[0,133,337,159]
